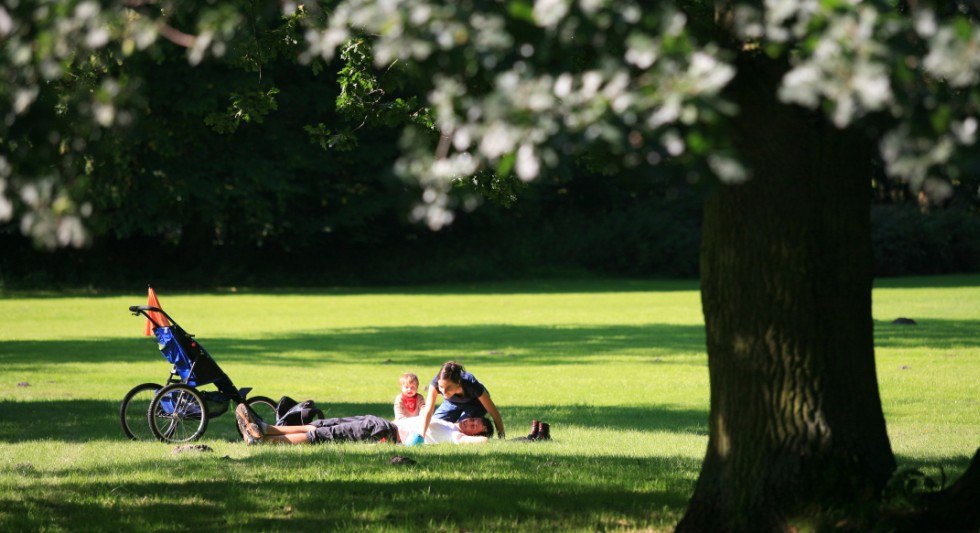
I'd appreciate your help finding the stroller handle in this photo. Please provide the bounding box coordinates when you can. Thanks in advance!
[130,305,163,313]
[130,305,178,330]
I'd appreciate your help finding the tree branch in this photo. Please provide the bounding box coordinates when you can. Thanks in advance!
[157,23,196,49]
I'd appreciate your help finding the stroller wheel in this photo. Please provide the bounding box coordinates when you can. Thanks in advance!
[245,396,277,426]
[148,384,209,443]
[120,382,163,440]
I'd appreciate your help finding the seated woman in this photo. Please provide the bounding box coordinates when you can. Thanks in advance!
[419,361,506,440]
[236,404,493,446]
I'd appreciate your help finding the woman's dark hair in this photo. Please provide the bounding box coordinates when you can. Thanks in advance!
[438,361,464,384]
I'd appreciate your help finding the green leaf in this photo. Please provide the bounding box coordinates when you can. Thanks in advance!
[507,0,534,23]
[764,43,784,59]
[497,153,516,177]
[931,104,951,133]
[953,17,973,41]
[686,131,708,154]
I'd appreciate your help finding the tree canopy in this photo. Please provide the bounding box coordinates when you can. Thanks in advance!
[1,1,979,246]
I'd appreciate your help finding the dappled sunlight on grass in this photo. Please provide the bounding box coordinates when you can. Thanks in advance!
[873,319,980,349]
[1,276,978,530]
[0,281,705,342]
[0,437,698,531]
[0,398,708,444]
[1,322,707,368]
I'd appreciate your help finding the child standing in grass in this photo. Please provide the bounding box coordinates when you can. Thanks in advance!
[393,372,426,420]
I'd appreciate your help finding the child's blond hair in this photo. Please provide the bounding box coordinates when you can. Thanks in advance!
[399,372,419,386]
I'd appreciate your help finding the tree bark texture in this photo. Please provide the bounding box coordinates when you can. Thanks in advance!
[677,54,896,531]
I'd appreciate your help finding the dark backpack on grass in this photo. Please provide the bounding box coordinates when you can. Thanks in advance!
[275,395,325,426]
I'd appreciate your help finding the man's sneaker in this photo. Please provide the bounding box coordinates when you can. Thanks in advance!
[236,414,259,445]
[246,423,263,441]
[236,403,269,433]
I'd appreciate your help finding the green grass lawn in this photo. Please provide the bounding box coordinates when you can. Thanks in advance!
[1,276,977,530]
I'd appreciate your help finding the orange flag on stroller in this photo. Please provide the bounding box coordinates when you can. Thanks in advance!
[144,286,171,336]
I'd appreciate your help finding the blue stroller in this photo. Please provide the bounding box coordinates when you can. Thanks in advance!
[119,303,277,443]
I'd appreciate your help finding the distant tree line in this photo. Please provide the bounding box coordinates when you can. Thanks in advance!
[4,191,977,289]
[1,3,978,290]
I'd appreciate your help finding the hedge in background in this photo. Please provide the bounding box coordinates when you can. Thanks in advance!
[5,197,980,288]
[872,205,980,277]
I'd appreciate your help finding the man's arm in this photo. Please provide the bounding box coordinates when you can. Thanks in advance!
[454,434,489,444]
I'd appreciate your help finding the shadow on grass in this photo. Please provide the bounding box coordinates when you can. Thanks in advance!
[5,273,978,301]
[4,452,974,531]
[0,450,699,530]
[873,274,980,290]
[0,323,709,367]
[892,454,977,481]
[872,319,980,350]
[0,400,707,443]
[0,277,702,299]
[4,318,977,370]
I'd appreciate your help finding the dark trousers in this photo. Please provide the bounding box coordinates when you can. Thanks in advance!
[306,415,398,444]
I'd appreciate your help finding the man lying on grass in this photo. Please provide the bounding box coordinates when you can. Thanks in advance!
[235,404,493,446]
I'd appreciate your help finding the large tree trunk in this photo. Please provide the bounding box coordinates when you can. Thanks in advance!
[676,54,896,531]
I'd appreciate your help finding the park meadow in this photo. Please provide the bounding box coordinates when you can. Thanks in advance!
[1,275,978,531]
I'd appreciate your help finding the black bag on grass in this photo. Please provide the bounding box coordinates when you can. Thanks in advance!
[275,395,325,426]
